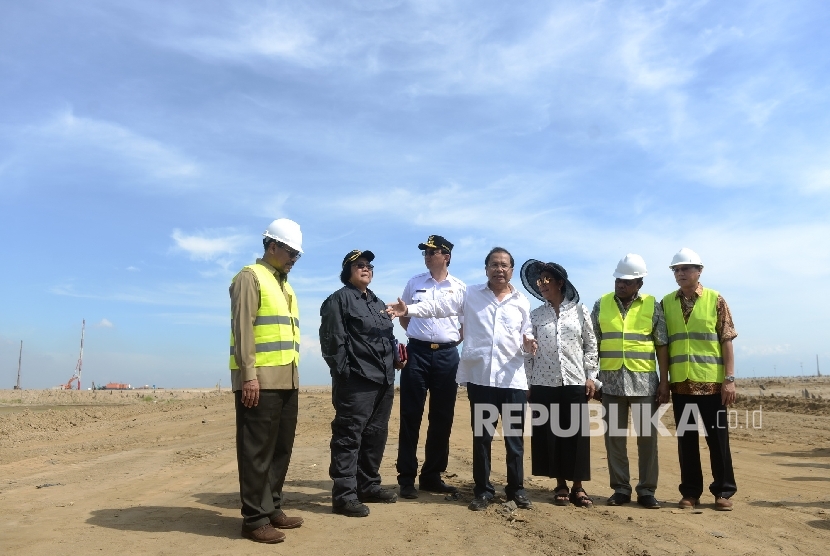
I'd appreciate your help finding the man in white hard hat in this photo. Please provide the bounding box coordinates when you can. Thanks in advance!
[661,248,737,511]
[229,218,305,543]
[395,235,465,499]
[591,254,669,509]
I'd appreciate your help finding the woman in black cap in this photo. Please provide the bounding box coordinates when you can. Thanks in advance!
[319,250,405,517]
[520,260,599,508]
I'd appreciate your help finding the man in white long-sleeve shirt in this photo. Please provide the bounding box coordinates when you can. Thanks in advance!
[387,247,536,511]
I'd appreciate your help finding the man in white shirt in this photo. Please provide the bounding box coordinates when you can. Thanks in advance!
[396,235,466,500]
[388,247,536,511]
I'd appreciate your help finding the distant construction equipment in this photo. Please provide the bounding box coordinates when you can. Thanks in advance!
[60,320,85,390]
[14,341,22,390]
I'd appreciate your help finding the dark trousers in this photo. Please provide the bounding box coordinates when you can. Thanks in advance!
[235,388,298,531]
[466,382,526,499]
[396,342,459,487]
[530,384,591,481]
[672,393,738,500]
[330,373,395,505]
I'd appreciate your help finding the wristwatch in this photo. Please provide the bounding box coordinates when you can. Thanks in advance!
[723,375,735,383]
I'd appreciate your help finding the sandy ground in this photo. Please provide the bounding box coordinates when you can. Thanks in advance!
[1,378,830,556]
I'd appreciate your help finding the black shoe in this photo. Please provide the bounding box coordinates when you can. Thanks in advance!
[468,496,491,511]
[606,493,631,506]
[509,494,533,509]
[400,485,419,499]
[332,499,370,517]
[358,488,398,503]
[637,495,661,509]
[419,481,458,494]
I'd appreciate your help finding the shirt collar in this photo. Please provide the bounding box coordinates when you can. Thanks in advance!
[674,282,704,300]
[256,258,285,281]
[480,282,517,297]
[345,282,375,301]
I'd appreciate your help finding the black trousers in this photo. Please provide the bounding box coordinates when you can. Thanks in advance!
[672,393,738,500]
[530,384,591,481]
[396,342,459,487]
[466,383,526,499]
[330,373,395,506]
[235,388,298,531]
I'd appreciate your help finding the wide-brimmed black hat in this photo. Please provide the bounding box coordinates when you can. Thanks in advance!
[520,259,579,304]
[342,249,376,267]
[417,234,454,252]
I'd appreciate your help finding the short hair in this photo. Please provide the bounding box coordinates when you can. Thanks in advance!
[339,265,351,285]
[263,238,276,252]
[485,247,514,268]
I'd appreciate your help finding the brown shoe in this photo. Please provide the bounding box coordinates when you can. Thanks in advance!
[678,497,699,509]
[271,509,304,529]
[241,523,285,544]
[715,497,733,511]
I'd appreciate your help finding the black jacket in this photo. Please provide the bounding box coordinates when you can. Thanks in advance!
[319,283,396,384]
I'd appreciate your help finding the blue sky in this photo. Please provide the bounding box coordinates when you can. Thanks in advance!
[2,0,829,388]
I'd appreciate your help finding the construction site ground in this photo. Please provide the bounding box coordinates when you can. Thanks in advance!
[1,377,829,555]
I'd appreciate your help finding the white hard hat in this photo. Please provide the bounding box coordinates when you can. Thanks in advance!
[613,253,648,279]
[263,218,303,253]
[669,247,703,268]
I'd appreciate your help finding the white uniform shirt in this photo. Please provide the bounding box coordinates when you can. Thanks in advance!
[407,283,532,390]
[402,272,466,343]
[526,298,600,388]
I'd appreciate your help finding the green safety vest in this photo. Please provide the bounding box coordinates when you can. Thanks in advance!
[662,288,723,383]
[230,264,300,370]
[598,293,657,372]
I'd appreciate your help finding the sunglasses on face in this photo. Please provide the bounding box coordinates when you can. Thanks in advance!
[422,249,445,257]
[353,262,374,271]
[672,265,698,274]
[536,276,555,286]
[277,243,302,260]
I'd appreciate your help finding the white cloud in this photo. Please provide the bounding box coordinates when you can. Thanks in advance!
[95,318,114,328]
[126,266,140,272]
[33,109,199,181]
[801,167,830,194]
[171,228,247,261]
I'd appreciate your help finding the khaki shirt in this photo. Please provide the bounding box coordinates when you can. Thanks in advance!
[229,258,299,391]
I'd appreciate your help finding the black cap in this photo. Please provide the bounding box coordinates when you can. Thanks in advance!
[342,249,376,267]
[418,235,454,252]
[520,259,580,304]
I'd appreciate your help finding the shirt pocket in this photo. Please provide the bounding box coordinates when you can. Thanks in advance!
[498,305,524,333]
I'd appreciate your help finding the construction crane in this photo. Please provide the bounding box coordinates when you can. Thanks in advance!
[13,341,22,390]
[62,320,84,390]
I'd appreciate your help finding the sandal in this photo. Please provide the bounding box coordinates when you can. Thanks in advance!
[553,486,570,506]
[569,487,594,508]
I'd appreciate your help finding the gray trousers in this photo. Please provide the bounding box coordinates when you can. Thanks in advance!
[602,394,659,497]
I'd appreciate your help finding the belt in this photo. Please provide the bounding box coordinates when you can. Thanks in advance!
[408,338,461,351]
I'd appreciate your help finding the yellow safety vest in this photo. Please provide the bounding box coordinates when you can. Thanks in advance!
[230,264,300,369]
[598,293,656,372]
[662,288,723,383]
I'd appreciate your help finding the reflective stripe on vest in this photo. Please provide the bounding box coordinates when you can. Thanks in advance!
[598,293,657,372]
[229,264,301,370]
[662,287,723,383]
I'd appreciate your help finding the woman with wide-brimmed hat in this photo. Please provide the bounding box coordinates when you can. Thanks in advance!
[520,260,600,508]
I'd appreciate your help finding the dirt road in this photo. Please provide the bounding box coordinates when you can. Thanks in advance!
[1,381,830,555]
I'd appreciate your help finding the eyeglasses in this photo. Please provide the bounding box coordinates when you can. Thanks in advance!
[672,265,698,274]
[422,249,445,257]
[536,276,554,286]
[353,262,374,271]
[277,243,302,260]
[487,263,512,271]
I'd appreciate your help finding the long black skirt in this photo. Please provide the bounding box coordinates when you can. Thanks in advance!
[529,384,591,481]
